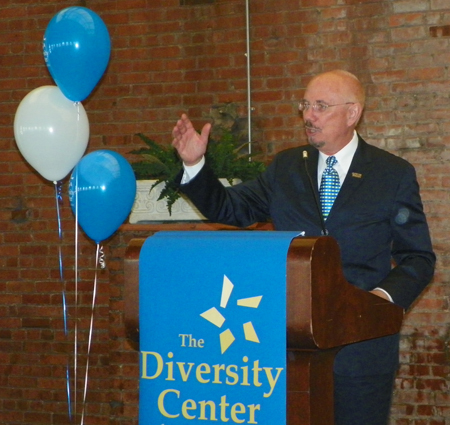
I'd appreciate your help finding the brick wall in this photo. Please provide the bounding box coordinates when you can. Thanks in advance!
[1,0,450,423]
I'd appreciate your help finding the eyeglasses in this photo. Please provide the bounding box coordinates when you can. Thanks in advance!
[298,100,355,113]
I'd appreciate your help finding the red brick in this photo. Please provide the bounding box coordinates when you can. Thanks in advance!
[2,1,450,425]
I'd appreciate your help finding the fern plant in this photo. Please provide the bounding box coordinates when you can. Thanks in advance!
[129,132,265,214]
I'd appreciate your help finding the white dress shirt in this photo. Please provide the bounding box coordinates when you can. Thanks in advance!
[317,131,358,189]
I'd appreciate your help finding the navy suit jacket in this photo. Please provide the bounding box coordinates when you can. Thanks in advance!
[179,135,435,376]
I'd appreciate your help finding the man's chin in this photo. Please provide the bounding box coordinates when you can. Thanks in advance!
[307,138,325,149]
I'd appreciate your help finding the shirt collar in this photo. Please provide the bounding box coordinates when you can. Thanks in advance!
[318,131,358,174]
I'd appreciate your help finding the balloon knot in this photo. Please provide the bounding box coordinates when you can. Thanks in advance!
[99,245,106,269]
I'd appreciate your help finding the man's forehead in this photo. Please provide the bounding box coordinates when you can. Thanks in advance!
[304,77,349,100]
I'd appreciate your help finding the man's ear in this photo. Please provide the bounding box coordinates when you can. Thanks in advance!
[347,103,363,126]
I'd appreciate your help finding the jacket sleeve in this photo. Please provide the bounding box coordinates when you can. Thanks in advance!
[176,163,272,227]
[377,164,435,310]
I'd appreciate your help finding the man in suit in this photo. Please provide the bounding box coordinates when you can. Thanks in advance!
[172,69,435,425]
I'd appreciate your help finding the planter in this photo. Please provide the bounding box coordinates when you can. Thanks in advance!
[129,179,237,223]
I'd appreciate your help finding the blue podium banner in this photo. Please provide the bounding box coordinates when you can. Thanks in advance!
[139,231,299,425]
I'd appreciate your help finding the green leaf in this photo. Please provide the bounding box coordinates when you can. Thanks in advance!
[128,128,266,215]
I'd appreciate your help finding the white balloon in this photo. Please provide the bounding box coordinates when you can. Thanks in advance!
[14,85,89,182]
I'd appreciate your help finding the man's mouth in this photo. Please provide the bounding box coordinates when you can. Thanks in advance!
[305,124,321,133]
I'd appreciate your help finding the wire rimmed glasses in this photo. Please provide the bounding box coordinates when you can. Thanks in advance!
[298,100,355,113]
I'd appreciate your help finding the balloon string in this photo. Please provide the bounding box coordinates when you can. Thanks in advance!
[54,181,64,282]
[54,181,72,422]
[74,170,79,421]
[80,243,100,425]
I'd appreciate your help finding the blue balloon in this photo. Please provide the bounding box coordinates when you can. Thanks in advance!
[43,7,111,102]
[69,150,137,244]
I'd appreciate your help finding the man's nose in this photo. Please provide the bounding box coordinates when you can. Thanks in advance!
[303,107,317,121]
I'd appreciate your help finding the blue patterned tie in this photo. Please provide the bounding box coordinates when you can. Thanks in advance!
[320,156,340,219]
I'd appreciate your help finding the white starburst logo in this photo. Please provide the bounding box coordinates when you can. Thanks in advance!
[200,275,262,354]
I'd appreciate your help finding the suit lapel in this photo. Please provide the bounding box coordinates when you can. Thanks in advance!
[303,146,320,198]
[298,146,326,229]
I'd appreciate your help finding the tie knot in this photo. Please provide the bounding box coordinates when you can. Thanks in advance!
[326,156,337,167]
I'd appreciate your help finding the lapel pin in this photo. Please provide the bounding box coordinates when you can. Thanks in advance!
[352,172,362,178]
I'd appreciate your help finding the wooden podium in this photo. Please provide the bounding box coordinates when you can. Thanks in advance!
[124,235,403,425]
